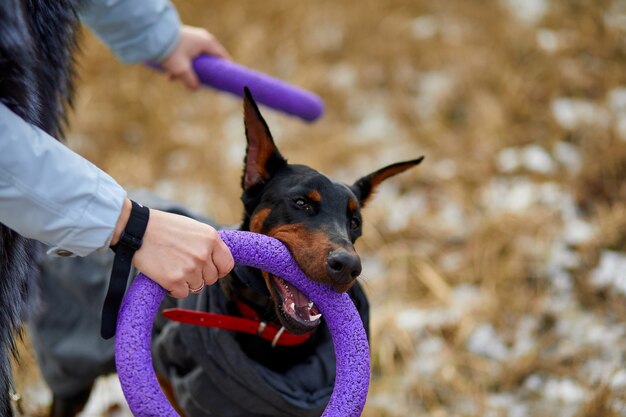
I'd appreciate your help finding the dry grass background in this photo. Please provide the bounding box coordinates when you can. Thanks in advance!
[12,0,626,416]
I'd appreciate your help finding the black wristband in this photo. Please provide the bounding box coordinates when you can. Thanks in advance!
[101,200,150,339]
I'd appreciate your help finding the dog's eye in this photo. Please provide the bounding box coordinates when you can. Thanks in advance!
[350,216,361,230]
[294,198,310,210]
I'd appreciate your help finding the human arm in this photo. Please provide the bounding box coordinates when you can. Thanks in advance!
[0,103,233,296]
[110,198,234,297]
[79,0,230,90]
[0,102,125,257]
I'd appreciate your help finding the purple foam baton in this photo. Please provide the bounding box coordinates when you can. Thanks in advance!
[148,55,324,122]
[115,230,370,417]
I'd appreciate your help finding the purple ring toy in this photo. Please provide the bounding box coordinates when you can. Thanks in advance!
[115,230,370,417]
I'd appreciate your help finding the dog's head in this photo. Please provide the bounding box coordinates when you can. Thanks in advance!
[240,88,423,334]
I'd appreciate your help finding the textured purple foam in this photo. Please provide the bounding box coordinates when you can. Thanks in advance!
[193,55,324,122]
[115,230,370,417]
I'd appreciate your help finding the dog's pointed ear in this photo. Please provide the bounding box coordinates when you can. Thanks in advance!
[350,157,424,207]
[242,87,287,190]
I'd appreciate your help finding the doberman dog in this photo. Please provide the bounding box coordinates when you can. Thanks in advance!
[152,88,423,415]
[46,88,423,416]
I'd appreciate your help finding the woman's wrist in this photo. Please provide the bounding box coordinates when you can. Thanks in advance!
[110,198,133,246]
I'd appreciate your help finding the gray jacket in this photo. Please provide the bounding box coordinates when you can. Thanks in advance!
[0,0,181,257]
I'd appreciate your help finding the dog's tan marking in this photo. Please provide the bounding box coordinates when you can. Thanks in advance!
[307,190,322,202]
[250,207,271,233]
[348,198,358,212]
[267,224,332,283]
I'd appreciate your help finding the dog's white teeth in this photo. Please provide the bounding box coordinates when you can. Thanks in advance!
[289,302,295,312]
[309,313,322,322]
[308,301,314,309]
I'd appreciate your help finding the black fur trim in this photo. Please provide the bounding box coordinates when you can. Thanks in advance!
[0,1,82,414]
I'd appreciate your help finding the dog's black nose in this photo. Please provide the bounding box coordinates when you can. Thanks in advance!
[326,249,362,285]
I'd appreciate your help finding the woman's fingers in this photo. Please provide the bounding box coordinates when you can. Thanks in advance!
[213,238,235,278]
[132,210,234,298]
[202,259,219,287]
[160,25,231,91]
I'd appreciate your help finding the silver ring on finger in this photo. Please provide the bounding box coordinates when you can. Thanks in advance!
[189,281,205,294]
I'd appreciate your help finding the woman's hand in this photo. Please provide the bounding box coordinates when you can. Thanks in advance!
[160,25,231,90]
[112,199,235,297]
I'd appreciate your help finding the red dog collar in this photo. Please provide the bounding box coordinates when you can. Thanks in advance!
[162,306,313,347]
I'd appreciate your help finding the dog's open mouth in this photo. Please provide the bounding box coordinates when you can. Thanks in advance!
[269,274,322,334]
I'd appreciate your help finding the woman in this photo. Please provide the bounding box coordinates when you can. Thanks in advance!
[0,1,234,414]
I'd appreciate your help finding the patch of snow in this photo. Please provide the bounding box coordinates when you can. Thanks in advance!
[551,98,610,130]
[395,307,457,332]
[524,374,544,392]
[548,240,581,271]
[536,29,560,53]
[466,323,510,360]
[583,358,622,385]
[543,378,587,404]
[410,15,439,40]
[482,177,536,213]
[361,254,387,283]
[433,158,457,179]
[450,284,485,313]
[512,316,538,357]
[497,145,556,174]
[414,72,455,121]
[410,15,467,43]
[366,392,406,415]
[306,22,344,52]
[521,144,556,174]
[562,218,595,245]
[328,64,358,90]
[497,147,521,173]
[611,369,626,389]
[352,106,398,142]
[502,0,548,25]
[550,270,574,293]
[487,393,529,417]
[438,251,464,272]
[607,87,626,114]
[607,87,626,141]
[604,11,626,31]
[590,250,626,296]
[394,308,432,331]
[410,336,446,376]
[553,141,582,173]
[482,177,565,214]
[556,309,626,348]
[436,196,467,236]
[383,192,428,232]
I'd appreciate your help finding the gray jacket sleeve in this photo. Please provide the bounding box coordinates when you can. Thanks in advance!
[80,0,181,64]
[0,103,126,257]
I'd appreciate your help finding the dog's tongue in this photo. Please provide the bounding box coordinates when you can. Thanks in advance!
[274,276,321,324]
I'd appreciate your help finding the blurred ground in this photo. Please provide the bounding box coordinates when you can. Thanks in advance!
[12,0,626,416]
